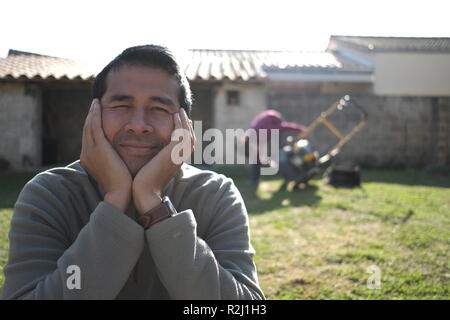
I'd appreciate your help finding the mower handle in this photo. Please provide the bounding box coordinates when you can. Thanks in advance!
[298,95,368,164]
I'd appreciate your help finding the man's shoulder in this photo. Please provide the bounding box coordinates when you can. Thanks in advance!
[169,164,240,200]
[171,165,246,226]
[14,161,98,220]
[25,160,90,192]
[177,164,232,187]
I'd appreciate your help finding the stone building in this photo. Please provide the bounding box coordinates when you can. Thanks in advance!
[0,51,97,171]
[0,36,449,171]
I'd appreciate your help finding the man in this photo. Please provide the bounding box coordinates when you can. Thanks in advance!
[245,109,305,189]
[2,45,264,300]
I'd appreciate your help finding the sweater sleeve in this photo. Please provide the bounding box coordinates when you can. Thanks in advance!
[144,176,265,300]
[1,174,144,300]
[280,121,306,133]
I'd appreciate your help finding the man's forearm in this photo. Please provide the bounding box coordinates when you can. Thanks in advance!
[144,210,265,300]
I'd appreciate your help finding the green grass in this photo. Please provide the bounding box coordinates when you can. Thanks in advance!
[0,172,35,295]
[0,168,449,299]
[223,166,450,300]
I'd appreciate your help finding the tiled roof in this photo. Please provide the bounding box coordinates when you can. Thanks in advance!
[3,36,449,82]
[329,35,450,53]
[185,49,371,80]
[0,50,98,81]
[184,50,266,81]
[0,48,371,82]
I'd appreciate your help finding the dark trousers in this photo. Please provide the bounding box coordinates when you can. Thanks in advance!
[251,163,261,186]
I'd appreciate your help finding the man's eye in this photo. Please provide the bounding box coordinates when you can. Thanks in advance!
[151,106,170,113]
[111,105,130,109]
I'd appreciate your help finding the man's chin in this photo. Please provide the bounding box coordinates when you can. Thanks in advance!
[122,157,152,177]
[115,145,164,176]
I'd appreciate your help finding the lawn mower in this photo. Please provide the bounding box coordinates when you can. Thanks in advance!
[277,95,368,190]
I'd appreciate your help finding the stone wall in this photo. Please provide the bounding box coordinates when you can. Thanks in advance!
[435,98,450,166]
[0,82,42,171]
[0,82,91,171]
[267,85,450,168]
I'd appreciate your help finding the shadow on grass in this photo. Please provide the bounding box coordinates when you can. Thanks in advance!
[242,184,322,215]
[211,165,323,215]
[361,168,450,188]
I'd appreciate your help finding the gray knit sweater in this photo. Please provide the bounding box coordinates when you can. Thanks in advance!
[1,161,264,300]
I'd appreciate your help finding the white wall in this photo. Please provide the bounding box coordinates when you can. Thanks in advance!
[374,53,450,96]
[214,82,267,131]
[210,82,267,164]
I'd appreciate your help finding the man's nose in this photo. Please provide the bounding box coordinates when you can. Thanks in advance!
[124,109,154,134]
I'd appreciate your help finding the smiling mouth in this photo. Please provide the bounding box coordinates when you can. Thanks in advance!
[119,144,161,155]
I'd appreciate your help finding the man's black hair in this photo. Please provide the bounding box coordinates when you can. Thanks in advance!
[92,45,192,115]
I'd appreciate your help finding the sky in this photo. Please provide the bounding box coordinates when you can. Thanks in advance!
[1,0,449,64]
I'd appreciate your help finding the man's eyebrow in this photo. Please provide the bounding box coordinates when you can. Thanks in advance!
[108,94,133,103]
[106,94,177,108]
[150,96,176,108]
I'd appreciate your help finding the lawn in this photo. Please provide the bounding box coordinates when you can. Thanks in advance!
[0,172,35,295]
[0,168,449,299]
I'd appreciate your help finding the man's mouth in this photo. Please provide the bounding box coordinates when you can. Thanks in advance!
[118,143,161,155]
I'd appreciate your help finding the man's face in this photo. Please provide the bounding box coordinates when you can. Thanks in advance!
[100,65,180,176]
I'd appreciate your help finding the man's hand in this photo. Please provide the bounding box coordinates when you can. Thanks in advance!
[80,99,132,212]
[132,108,195,215]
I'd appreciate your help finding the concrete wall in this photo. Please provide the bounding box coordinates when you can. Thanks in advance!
[267,86,450,168]
[0,82,42,170]
[214,81,267,131]
[190,84,215,130]
[206,82,267,164]
[374,53,450,96]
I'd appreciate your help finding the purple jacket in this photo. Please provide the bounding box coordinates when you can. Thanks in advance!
[244,110,305,163]
[247,109,305,140]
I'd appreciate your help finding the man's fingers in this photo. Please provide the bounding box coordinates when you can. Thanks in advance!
[174,111,183,130]
[90,99,107,145]
[180,108,195,151]
[187,118,196,151]
[170,112,193,164]
[171,112,183,142]
[181,109,195,143]
[87,100,98,144]
[179,108,188,130]
[83,100,96,147]
[180,109,194,152]
[83,100,94,134]
[179,109,189,143]
[80,100,96,168]
[180,108,194,143]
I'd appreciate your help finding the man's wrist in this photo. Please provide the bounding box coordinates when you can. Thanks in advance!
[134,192,162,215]
[137,196,177,230]
[104,190,131,212]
